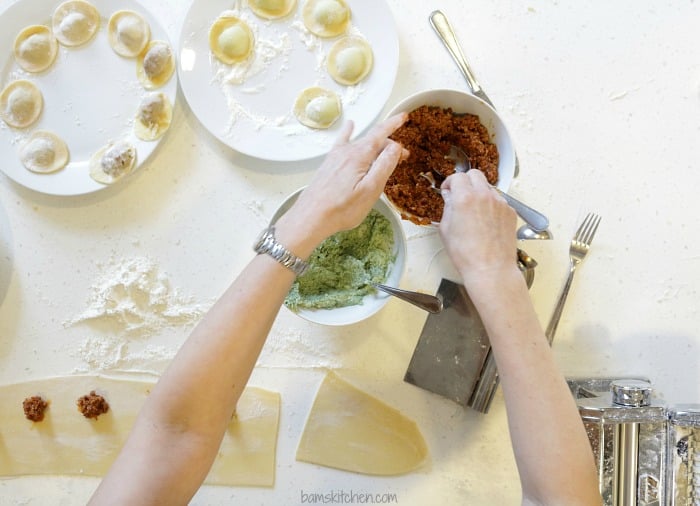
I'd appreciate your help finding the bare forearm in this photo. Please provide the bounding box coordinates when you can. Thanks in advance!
[465,267,601,505]
[91,217,324,505]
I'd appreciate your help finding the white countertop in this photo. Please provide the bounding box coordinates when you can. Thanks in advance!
[1,0,699,504]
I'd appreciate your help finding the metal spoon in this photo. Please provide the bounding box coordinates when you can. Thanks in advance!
[446,145,550,232]
[419,172,553,240]
[517,224,553,240]
[429,9,520,178]
[372,283,443,313]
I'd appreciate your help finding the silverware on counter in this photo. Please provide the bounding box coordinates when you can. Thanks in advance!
[517,224,553,240]
[545,212,601,343]
[372,283,443,314]
[429,9,520,178]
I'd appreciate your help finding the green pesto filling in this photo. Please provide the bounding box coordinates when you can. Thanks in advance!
[285,209,395,311]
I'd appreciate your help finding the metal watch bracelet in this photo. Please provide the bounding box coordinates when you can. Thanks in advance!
[253,226,309,277]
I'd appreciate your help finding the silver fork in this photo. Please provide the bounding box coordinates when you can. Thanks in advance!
[545,212,602,344]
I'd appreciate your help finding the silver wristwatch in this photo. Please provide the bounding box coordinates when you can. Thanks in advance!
[253,226,309,277]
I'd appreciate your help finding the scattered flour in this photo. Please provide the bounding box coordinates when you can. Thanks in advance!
[258,326,342,369]
[70,336,175,374]
[64,257,209,337]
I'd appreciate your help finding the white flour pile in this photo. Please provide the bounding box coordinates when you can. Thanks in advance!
[64,257,209,336]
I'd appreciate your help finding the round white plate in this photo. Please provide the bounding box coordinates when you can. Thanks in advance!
[0,0,178,196]
[178,0,399,162]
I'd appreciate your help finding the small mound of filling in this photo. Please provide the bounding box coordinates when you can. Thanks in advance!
[76,390,109,419]
[143,43,172,80]
[23,395,49,422]
[101,142,135,176]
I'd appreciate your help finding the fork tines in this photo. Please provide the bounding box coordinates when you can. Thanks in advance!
[576,212,602,245]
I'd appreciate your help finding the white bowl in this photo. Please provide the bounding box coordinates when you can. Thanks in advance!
[271,188,406,326]
[384,88,516,223]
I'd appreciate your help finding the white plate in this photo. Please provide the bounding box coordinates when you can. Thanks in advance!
[0,0,177,196]
[178,0,399,162]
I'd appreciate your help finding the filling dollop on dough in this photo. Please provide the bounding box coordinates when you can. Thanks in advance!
[293,87,341,129]
[108,10,151,58]
[137,41,175,89]
[302,0,350,37]
[52,0,100,47]
[248,0,297,19]
[19,130,70,174]
[89,141,137,184]
[0,80,43,129]
[209,16,254,65]
[14,26,59,73]
[134,92,172,141]
[327,36,373,85]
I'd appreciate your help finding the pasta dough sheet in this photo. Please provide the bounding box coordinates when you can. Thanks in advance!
[0,375,280,487]
[296,372,428,475]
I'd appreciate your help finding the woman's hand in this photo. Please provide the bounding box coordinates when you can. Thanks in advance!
[277,113,407,246]
[439,170,519,285]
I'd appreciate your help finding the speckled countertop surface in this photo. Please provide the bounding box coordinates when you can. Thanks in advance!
[1,0,699,504]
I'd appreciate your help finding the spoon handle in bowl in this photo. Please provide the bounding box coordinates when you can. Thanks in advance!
[429,10,492,106]
[372,283,443,314]
[429,10,520,178]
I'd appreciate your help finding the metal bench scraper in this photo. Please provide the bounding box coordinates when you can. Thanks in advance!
[403,278,495,411]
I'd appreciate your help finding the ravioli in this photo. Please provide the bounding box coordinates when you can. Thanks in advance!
[89,141,136,184]
[13,25,59,73]
[52,0,101,47]
[134,92,172,141]
[108,10,151,58]
[0,80,43,129]
[19,130,70,174]
[293,87,341,129]
[209,16,254,65]
[137,40,175,89]
[327,36,373,85]
[302,0,350,38]
[248,0,297,20]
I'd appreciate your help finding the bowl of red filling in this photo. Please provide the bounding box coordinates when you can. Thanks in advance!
[383,89,516,225]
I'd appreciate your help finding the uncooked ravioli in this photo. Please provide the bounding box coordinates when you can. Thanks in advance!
[0,80,43,129]
[302,0,350,38]
[327,36,373,85]
[134,92,172,141]
[248,0,297,19]
[89,140,136,184]
[51,0,101,47]
[137,40,175,89]
[19,130,70,174]
[108,10,151,58]
[13,25,58,73]
[293,87,341,129]
[209,16,254,65]
[296,372,429,475]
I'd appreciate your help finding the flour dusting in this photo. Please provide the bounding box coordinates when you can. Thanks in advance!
[70,336,175,374]
[64,257,209,336]
[258,326,342,369]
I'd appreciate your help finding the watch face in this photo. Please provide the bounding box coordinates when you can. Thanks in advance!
[254,227,273,252]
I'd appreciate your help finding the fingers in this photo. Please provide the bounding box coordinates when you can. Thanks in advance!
[333,121,355,146]
[362,140,404,189]
[360,113,408,153]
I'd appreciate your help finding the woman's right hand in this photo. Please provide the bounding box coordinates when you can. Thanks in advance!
[439,170,519,285]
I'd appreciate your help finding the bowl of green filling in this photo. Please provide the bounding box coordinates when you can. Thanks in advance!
[272,187,407,326]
